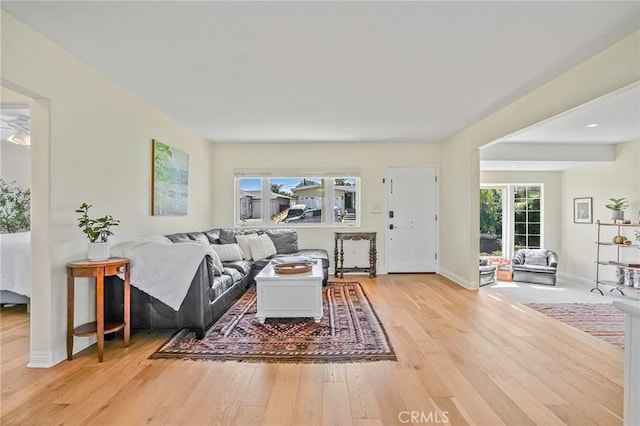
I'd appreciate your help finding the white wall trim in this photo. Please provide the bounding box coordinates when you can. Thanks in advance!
[27,351,54,368]
[558,271,593,287]
[439,269,478,290]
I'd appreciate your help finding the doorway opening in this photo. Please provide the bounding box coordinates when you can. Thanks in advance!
[480,187,504,257]
[1,104,32,304]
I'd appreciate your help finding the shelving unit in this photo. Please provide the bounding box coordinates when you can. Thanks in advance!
[592,220,640,296]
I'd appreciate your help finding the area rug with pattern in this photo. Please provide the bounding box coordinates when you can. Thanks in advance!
[151,282,397,363]
[525,303,625,349]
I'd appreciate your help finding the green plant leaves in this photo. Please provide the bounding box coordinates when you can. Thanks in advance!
[605,198,629,211]
[75,203,120,242]
[0,179,31,233]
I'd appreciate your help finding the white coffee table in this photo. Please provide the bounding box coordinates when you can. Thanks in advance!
[255,259,323,323]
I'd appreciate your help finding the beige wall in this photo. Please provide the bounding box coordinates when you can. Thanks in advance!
[560,141,640,284]
[480,171,562,255]
[439,31,639,289]
[211,142,441,272]
[1,12,213,366]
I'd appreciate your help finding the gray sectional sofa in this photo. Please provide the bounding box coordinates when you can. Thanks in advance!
[105,228,329,338]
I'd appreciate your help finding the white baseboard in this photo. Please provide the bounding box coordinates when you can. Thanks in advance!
[439,268,478,290]
[29,336,96,368]
[557,271,593,287]
[27,351,54,368]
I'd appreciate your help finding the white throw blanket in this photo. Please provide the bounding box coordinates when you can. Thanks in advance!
[111,237,221,311]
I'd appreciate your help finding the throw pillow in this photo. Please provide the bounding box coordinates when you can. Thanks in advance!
[210,244,244,262]
[235,234,258,260]
[247,234,277,260]
[219,229,257,245]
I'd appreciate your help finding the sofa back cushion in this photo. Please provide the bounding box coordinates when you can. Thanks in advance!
[165,232,209,245]
[265,229,298,254]
[523,249,549,266]
[218,228,259,245]
[203,229,221,244]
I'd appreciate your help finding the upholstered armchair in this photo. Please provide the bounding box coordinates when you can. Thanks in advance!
[511,249,558,286]
[479,258,497,287]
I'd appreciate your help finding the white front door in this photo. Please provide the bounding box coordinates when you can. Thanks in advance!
[386,166,438,273]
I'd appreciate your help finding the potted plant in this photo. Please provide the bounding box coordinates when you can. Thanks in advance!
[75,203,120,260]
[605,197,629,223]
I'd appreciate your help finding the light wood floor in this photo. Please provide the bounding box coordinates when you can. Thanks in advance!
[1,275,623,425]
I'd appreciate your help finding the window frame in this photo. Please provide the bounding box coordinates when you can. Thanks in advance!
[480,183,544,259]
[234,170,361,228]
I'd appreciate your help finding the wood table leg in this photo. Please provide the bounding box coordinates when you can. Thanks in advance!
[96,272,104,362]
[339,239,344,278]
[124,264,130,348]
[67,270,74,361]
[370,238,377,277]
[334,237,339,278]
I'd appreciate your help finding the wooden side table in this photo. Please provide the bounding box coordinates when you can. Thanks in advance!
[66,258,130,362]
[334,232,377,278]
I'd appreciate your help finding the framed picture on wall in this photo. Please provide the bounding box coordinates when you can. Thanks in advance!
[151,139,189,216]
[573,197,592,224]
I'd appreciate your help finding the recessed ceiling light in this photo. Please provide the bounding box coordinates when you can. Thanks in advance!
[585,123,599,128]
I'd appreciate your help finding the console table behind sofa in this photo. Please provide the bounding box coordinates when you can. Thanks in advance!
[334,232,377,278]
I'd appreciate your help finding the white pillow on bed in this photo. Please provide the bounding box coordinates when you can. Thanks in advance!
[211,244,244,262]
[247,234,277,261]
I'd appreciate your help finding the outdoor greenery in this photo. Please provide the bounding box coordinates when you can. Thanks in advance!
[295,179,320,188]
[0,179,30,233]
[75,203,120,242]
[334,178,354,186]
[480,189,501,234]
[270,183,292,197]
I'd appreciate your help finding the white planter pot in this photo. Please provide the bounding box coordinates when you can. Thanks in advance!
[88,241,110,261]
[612,211,624,222]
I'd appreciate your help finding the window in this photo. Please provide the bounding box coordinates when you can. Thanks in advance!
[479,184,543,258]
[513,186,541,250]
[236,174,360,227]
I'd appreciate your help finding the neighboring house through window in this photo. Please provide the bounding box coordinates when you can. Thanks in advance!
[236,174,360,227]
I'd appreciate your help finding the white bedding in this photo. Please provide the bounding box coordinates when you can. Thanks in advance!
[111,237,222,311]
[0,231,32,297]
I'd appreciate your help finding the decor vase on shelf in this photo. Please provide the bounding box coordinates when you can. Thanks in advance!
[605,197,628,223]
[75,203,120,261]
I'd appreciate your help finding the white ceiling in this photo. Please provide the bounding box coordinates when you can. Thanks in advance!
[480,84,640,171]
[2,1,639,145]
[502,85,640,144]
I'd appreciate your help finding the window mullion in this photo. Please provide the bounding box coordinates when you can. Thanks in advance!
[261,178,270,225]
